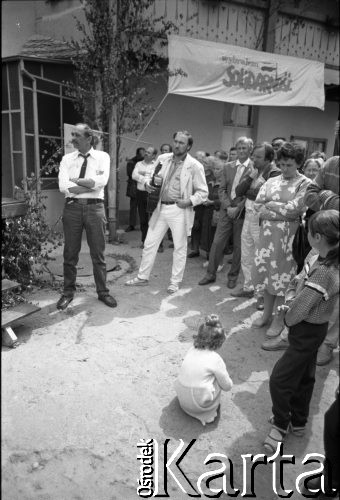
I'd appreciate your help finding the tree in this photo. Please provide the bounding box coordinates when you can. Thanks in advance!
[69,0,178,241]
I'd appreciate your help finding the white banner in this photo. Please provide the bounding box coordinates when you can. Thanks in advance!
[168,35,325,110]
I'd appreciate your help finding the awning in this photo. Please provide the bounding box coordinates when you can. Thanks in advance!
[168,35,325,110]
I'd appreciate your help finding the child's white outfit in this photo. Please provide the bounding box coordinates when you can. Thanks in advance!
[175,346,233,425]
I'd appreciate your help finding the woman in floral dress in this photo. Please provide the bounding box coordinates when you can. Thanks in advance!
[252,143,311,337]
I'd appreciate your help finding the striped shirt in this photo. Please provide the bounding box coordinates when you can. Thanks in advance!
[284,255,339,327]
[304,156,339,211]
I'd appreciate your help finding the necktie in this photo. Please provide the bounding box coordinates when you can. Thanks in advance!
[78,153,90,178]
[231,164,244,199]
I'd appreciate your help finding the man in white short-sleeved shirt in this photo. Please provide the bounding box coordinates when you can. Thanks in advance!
[57,123,117,310]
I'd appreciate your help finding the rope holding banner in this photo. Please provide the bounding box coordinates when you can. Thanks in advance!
[125,91,169,159]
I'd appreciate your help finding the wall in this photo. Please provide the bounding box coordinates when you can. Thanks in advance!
[1,1,38,57]
[117,79,224,214]
[1,0,85,58]
[35,0,85,42]
[256,100,337,157]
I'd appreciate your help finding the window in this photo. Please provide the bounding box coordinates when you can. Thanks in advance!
[223,103,253,127]
[8,63,20,110]
[26,135,35,177]
[24,88,34,133]
[2,59,79,200]
[2,62,23,199]
[2,66,9,111]
[2,114,13,197]
[40,137,62,178]
[290,136,327,158]
[38,93,61,136]
[24,61,42,77]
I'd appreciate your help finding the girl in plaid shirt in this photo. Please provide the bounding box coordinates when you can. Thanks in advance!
[264,210,339,452]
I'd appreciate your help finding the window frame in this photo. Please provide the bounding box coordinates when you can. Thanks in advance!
[290,135,328,158]
[2,58,79,200]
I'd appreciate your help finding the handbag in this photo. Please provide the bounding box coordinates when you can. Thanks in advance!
[292,218,311,272]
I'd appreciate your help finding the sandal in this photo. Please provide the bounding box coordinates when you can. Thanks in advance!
[167,283,179,294]
[289,423,306,437]
[252,316,271,329]
[263,425,287,454]
[125,277,149,286]
[266,325,284,339]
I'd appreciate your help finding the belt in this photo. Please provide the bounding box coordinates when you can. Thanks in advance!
[161,201,176,205]
[66,198,104,205]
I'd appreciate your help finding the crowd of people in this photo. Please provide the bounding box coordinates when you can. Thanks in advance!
[57,124,339,497]
[123,132,339,496]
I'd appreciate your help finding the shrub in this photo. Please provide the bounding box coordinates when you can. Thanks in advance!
[2,174,62,286]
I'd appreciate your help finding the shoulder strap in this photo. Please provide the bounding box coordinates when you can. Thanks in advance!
[296,176,307,192]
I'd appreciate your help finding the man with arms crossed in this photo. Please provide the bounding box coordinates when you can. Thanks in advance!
[57,123,117,310]
[232,142,280,308]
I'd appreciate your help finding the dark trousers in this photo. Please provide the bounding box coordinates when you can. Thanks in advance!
[207,208,244,278]
[270,321,328,430]
[324,395,340,491]
[128,196,138,227]
[136,190,149,243]
[190,206,204,252]
[62,201,109,298]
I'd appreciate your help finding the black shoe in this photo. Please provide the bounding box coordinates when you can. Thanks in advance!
[188,251,199,258]
[199,276,216,285]
[227,279,237,289]
[57,295,73,311]
[231,289,254,298]
[125,226,135,232]
[98,294,117,308]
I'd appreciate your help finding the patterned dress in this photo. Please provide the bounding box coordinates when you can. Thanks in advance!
[252,173,311,296]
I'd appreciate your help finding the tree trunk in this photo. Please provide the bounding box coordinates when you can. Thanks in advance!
[107,109,117,242]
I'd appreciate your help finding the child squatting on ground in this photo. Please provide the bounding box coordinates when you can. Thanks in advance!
[264,210,339,453]
[174,314,233,425]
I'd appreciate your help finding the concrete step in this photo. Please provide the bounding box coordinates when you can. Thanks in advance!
[2,303,41,329]
[2,279,21,292]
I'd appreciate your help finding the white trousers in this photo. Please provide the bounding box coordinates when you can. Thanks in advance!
[138,204,188,284]
[241,210,260,291]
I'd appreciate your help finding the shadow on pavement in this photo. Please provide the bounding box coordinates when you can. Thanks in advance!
[159,397,221,441]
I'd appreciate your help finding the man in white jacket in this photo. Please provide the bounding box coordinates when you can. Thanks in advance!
[126,130,208,293]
